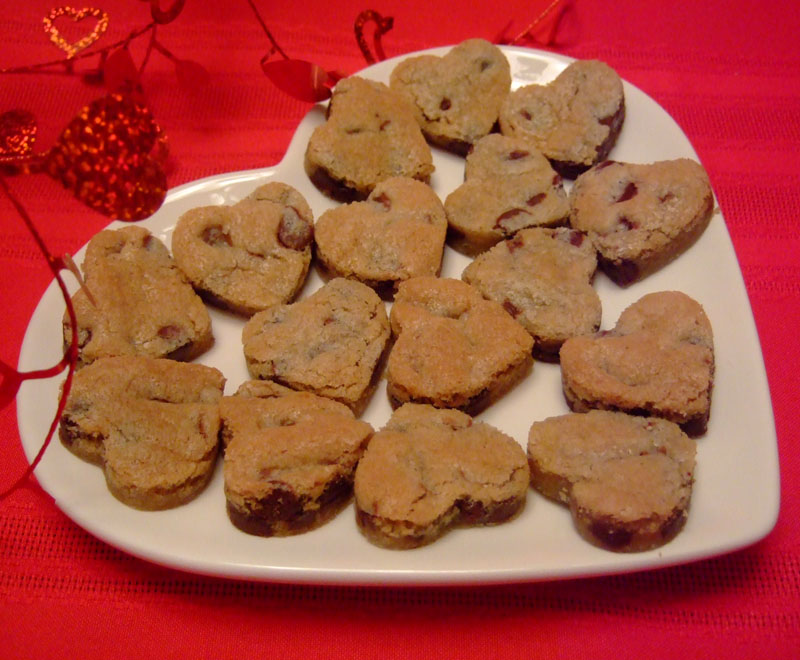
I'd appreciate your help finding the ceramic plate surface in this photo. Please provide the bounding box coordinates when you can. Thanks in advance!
[17,46,780,585]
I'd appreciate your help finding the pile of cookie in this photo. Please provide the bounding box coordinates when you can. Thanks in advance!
[58,39,715,554]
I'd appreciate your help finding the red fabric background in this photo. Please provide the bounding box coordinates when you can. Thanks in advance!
[2,1,799,657]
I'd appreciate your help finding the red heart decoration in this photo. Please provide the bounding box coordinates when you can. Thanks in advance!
[44,93,168,220]
[0,109,38,163]
[262,58,343,103]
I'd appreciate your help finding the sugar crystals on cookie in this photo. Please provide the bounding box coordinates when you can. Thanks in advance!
[499,59,625,178]
[171,182,314,316]
[389,38,512,155]
[63,225,213,368]
[355,403,529,549]
[304,76,434,202]
[314,176,447,296]
[569,158,715,285]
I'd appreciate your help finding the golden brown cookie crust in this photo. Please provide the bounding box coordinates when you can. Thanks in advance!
[389,39,512,155]
[59,356,225,510]
[559,291,714,435]
[171,182,314,316]
[63,226,213,368]
[386,277,533,414]
[304,76,434,202]
[354,403,529,549]
[462,227,601,359]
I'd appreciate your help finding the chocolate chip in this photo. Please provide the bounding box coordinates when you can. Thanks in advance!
[142,234,159,251]
[568,230,585,247]
[494,208,526,229]
[507,233,525,253]
[508,150,530,160]
[596,160,617,170]
[277,206,313,250]
[201,224,232,247]
[590,520,633,549]
[503,300,521,318]
[372,192,391,210]
[527,193,546,207]
[157,325,184,341]
[520,109,532,121]
[440,98,451,111]
[618,216,637,230]
[615,182,638,203]
[478,59,492,72]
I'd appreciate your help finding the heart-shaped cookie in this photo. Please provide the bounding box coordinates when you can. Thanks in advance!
[528,410,696,552]
[63,225,213,368]
[59,356,225,510]
[499,59,625,178]
[559,291,714,435]
[314,177,447,296]
[462,226,601,360]
[569,159,715,285]
[172,182,314,316]
[386,277,533,414]
[389,38,512,155]
[444,134,570,255]
[354,403,529,548]
[242,278,391,415]
[221,382,373,537]
[304,76,433,202]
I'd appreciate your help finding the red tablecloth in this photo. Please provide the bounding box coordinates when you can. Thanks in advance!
[2,1,798,657]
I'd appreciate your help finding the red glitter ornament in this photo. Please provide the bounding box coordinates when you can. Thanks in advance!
[0,110,38,171]
[45,93,168,221]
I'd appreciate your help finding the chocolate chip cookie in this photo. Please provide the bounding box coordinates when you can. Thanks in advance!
[221,382,373,536]
[569,159,715,285]
[354,403,529,548]
[242,277,391,415]
[389,38,511,155]
[444,134,570,255]
[171,182,314,316]
[499,59,625,178]
[304,76,434,202]
[314,176,447,296]
[63,226,213,368]
[386,276,533,414]
[528,410,696,552]
[462,227,601,359]
[59,356,225,510]
[559,291,714,435]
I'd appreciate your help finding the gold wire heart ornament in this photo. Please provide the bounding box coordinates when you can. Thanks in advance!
[43,6,110,59]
